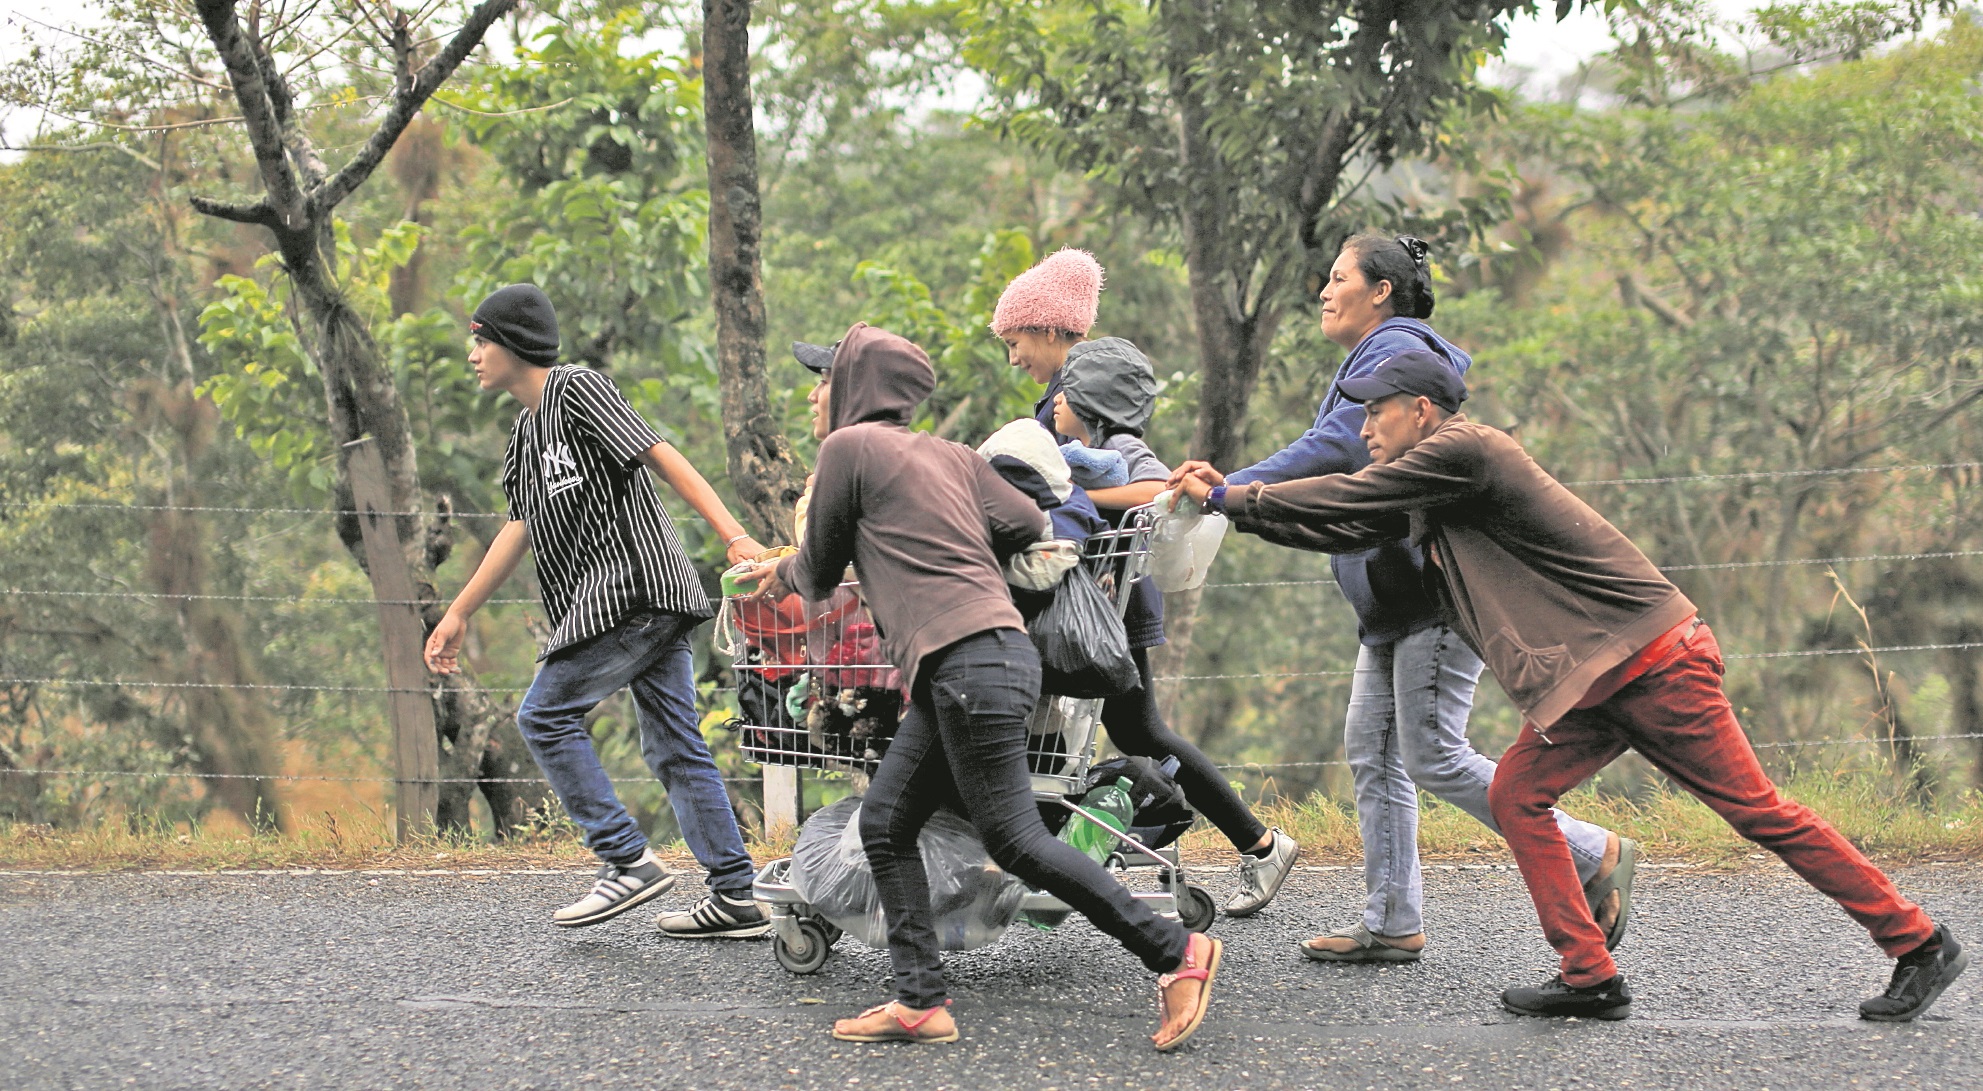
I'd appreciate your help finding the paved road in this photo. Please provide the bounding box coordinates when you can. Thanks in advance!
[2,862,1977,1089]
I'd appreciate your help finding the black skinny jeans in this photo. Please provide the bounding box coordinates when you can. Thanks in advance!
[1100,647,1269,852]
[860,628,1188,1009]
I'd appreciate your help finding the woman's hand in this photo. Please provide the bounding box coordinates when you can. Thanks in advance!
[732,559,793,601]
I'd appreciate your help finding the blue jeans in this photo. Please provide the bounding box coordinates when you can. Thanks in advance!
[1347,623,1609,936]
[515,609,755,895]
[861,629,1187,1008]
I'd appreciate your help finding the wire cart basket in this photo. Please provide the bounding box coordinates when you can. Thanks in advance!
[723,504,1218,974]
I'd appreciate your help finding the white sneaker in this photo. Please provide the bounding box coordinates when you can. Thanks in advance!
[1224,828,1298,918]
[552,849,678,928]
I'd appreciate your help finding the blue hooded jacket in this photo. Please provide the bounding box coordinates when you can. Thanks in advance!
[1225,317,1473,646]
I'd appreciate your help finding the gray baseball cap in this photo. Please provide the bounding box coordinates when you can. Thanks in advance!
[792,340,838,375]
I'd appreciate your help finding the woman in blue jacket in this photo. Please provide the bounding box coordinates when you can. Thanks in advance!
[1176,235,1630,962]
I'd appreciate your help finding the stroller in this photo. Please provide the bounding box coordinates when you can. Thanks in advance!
[724,505,1217,974]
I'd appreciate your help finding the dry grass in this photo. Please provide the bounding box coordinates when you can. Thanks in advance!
[1178,770,1983,868]
[4,770,1979,873]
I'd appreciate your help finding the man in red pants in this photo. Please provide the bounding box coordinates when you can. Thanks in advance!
[1169,350,1967,1022]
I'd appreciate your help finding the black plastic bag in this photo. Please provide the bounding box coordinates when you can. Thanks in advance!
[1030,566,1138,698]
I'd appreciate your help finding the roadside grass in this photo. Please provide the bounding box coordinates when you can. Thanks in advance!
[3,768,1978,872]
[1182,769,1983,868]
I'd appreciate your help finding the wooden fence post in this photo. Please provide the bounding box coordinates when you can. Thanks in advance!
[344,437,441,841]
[763,766,799,840]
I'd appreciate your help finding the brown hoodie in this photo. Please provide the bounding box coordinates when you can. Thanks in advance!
[1222,414,1696,728]
[776,323,1048,690]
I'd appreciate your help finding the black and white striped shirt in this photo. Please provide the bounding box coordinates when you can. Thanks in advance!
[502,366,712,658]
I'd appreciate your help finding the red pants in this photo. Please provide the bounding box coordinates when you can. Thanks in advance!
[1488,623,1935,986]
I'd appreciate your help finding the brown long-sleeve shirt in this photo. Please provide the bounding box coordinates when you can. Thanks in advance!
[776,324,1047,690]
[1222,414,1696,728]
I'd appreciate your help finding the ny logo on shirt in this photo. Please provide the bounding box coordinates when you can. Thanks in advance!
[542,442,584,497]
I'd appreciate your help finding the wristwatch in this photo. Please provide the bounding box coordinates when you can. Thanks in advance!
[1204,485,1228,515]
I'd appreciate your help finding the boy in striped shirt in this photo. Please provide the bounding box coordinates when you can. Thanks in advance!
[425,284,769,938]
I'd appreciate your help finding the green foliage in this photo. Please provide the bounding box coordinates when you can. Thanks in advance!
[450,9,712,375]
[196,222,506,508]
[852,228,1041,436]
[959,0,1528,288]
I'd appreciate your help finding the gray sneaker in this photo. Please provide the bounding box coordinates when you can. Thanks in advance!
[1224,828,1298,918]
[553,849,678,928]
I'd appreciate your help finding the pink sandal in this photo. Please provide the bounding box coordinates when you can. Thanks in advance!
[831,999,960,1044]
[1153,931,1222,1051]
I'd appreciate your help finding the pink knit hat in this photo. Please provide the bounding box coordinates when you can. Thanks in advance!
[990,248,1104,336]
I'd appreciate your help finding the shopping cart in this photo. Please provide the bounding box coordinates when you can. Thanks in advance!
[723,503,1218,974]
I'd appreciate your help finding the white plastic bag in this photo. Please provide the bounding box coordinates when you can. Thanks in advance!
[789,797,1024,951]
[1148,490,1230,592]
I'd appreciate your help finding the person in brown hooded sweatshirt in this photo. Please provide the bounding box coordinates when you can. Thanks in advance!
[742,323,1221,1049]
[1169,350,1966,1024]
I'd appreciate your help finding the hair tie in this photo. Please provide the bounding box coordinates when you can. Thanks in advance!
[1396,235,1431,267]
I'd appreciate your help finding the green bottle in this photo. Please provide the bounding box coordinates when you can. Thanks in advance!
[1020,778,1137,931]
[1060,778,1135,864]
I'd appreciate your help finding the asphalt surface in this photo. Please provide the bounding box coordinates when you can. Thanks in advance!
[2,861,1977,1090]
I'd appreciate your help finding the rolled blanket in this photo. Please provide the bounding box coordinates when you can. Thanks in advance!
[1060,441,1128,489]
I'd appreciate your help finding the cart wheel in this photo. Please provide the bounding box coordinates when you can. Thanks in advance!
[1177,884,1218,933]
[774,918,834,975]
[816,918,844,946]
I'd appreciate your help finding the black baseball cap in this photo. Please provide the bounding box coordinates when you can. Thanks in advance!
[1335,349,1467,413]
[792,340,838,375]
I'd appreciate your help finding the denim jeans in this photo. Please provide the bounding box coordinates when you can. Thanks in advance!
[1492,623,1934,985]
[861,629,1188,1009]
[1102,647,1268,852]
[1347,623,1609,936]
[515,608,755,895]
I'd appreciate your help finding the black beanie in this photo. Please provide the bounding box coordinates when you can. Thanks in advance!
[470,284,560,366]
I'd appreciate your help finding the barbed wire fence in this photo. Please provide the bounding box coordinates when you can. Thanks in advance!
[2,459,1980,829]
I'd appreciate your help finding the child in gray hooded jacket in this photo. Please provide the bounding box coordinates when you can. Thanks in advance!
[1051,338,1300,918]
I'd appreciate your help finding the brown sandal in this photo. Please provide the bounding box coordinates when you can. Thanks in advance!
[831,999,960,1044]
[1153,931,1222,1052]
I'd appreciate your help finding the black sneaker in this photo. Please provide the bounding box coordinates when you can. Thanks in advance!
[1861,925,1969,1022]
[655,891,772,939]
[1501,973,1633,1020]
[553,849,678,928]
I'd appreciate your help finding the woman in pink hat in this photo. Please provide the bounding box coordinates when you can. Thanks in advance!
[992,249,1300,919]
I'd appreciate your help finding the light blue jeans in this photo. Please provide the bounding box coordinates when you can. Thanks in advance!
[1347,623,1609,936]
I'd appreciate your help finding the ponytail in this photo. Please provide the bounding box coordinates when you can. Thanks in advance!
[1342,232,1436,320]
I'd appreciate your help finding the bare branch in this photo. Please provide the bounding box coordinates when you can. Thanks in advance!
[191,0,308,229]
[189,194,281,227]
[428,94,573,117]
[0,142,163,170]
[14,12,227,90]
[313,0,519,214]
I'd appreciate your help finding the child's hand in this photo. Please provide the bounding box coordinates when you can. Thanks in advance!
[424,613,468,675]
[724,536,767,565]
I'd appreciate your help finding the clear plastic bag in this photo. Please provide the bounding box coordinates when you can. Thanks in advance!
[1148,491,1230,592]
[789,796,1024,952]
[1030,566,1139,698]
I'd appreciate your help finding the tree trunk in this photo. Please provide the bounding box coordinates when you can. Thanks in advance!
[703,0,807,544]
[281,223,549,836]
[189,0,540,838]
[138,381,286,829]
[1948,638,1983,791]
